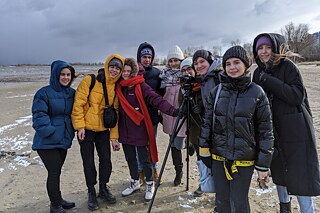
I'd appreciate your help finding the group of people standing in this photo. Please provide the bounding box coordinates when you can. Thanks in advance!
[32,33,320,213]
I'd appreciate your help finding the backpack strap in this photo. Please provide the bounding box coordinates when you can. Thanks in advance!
[87,74,96,105]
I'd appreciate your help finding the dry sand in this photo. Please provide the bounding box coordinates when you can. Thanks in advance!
[0,64,320,213]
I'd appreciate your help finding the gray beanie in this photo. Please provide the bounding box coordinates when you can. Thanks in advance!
[109,58,123,70]
[222,46,251,69]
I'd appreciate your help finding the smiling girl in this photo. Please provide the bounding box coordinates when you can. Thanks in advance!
[199,46,274,212]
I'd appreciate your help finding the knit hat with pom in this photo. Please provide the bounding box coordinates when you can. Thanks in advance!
[167,45,184,61]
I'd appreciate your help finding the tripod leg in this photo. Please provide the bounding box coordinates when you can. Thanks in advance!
[147,99,188,213]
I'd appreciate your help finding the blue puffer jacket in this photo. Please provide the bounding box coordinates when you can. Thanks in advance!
[32,60,76,150]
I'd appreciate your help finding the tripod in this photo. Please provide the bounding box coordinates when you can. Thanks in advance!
[147,83,202,213]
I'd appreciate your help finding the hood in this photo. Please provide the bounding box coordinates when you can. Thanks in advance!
[50,60,74,92]
[253,33,287,68]
[104,54,124,84]
[137,42,155,64]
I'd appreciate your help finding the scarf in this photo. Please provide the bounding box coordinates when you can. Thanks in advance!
[116,75,158,163]
[192,83,201,92]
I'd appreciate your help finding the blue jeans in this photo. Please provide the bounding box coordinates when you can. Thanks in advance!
[276,185,314,213]
[138,124,158,170]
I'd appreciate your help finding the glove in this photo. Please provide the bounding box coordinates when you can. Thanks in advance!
[259,70,268,83]
[192,104,201,114]
[173,108,180,117]
[200,156,212,168]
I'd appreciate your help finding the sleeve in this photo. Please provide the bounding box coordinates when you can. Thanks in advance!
[71,76,92,130]
[198,89,215,157]
[259,62,304,106]
[254,89,274,170]
[32,89,56,137]
[143,83,176,116]
[110,95,119,141]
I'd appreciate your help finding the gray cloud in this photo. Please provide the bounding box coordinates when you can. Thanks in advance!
[0,0,319,65]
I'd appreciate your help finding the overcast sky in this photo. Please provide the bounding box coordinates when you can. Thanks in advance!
[1,0,320,65]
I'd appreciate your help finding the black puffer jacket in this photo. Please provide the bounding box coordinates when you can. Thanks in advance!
[252,33,320,196]
[199,71,274,169]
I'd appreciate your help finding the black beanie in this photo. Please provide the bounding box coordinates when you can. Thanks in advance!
[222,46,251,69]
[192,50,213,65]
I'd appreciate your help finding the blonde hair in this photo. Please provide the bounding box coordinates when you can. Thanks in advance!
[264,44,302,69]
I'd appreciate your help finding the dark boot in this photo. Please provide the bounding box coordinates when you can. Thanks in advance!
[59,191,75,209]
[280,201,292,213]
[171,147,183,186]
[88,187,99,211]
[50,202,65,213]
[99,183,116,204]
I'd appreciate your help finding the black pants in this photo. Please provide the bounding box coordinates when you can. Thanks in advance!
[79,130,111,188]
[37,148,67,204]
[122,144,153,181]
[212,160,254,213]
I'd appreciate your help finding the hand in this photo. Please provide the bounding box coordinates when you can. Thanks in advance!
[111,140,120,151]
[192,104,201,114]
[200,156,212,168]
[173,108,179,117]
[257,171,269,189]
[257,170,269,180]
[259,70,268,83]
[77,129,85,141]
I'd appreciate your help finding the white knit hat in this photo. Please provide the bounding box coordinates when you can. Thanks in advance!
[180,57,193,70]
[167,45,184,61]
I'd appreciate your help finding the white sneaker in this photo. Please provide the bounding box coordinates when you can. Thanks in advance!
[145,181,155,201]
[122,179,140,197]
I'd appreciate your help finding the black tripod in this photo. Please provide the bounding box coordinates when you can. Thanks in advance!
[147,82,202,213]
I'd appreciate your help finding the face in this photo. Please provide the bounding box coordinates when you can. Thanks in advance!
[108,66,121,78]
[181,65,195,77]
[140,55,152,67]
[225,58,246,78]
[59,68,72,86]
[257,44,272,62]
[194,57,210,76]
[122,65,132,80]
[168,58,181,69]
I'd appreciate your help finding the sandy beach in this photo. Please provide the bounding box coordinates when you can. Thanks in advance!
[0,64,320,213]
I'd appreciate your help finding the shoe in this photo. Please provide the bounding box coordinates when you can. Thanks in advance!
[145,181,155,201]
[173,170,183,186]
[139,170,145,186]
[50,203,66,213]
[122,179,140,197]
[87,188,99,211]
[61,199,75,209]
[280,201,292,213]
[188,145,195,156]
[99,184,116,204]
[193,185,204,197]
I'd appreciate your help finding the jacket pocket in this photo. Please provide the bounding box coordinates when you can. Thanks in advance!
[43,126,64,145]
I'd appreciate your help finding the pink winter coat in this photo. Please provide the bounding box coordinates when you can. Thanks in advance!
[161,84,186,137]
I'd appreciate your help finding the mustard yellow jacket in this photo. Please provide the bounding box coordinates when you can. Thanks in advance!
[72,54,124,140]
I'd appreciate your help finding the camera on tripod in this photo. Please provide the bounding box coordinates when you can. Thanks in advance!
[179,75,195,84]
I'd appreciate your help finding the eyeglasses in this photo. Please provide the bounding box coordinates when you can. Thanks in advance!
[181,67,193,73]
